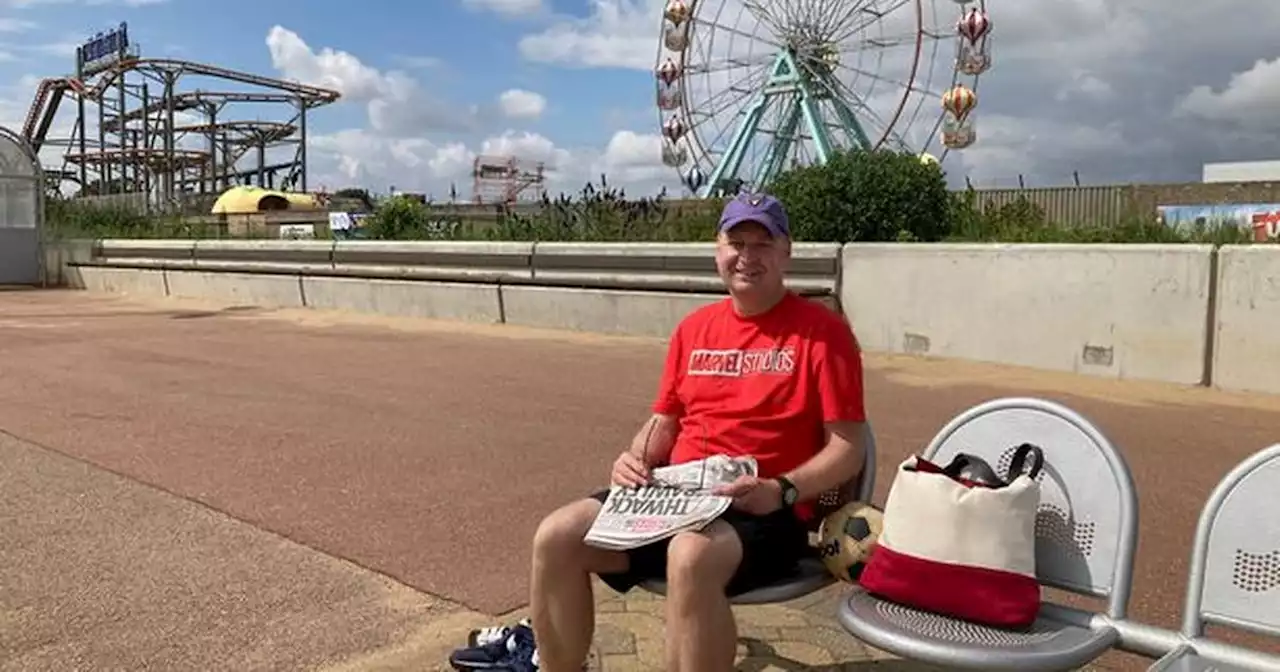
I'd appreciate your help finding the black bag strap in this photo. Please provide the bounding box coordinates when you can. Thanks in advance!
[1005,443,1045,481]
[940,453,1007,488]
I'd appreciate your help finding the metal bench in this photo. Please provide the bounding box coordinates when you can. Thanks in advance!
[1147,442,1280,671]
[838,397,1139,671]
[639,421,878,604]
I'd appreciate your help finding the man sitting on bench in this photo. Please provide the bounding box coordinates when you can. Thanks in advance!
[529,192,870,672]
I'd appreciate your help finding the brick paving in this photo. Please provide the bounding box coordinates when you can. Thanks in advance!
[555,580,957,672]
[3,289,1280,671]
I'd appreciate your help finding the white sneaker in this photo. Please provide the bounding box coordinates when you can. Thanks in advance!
[467,617,532,647]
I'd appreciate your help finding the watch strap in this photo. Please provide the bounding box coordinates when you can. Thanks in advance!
[776,476,798,507]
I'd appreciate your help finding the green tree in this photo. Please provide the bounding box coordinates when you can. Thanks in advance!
[768,148,953,242]
[365,194,432,239]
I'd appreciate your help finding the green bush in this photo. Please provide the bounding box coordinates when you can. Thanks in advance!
[44,197,211,240]
[40,162,1279,246]
[475,179,720,242]
[767,148,953,243]
[944,189,1261,244]
[364,194,462,240]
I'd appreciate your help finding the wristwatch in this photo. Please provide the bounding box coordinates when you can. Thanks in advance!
[776,476,799,508]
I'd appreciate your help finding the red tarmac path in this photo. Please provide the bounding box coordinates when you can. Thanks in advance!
[2,289,1280,669]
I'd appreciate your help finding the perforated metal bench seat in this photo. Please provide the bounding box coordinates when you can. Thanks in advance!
[839,590,1119,672]
[640,556,836,605]
[1148,645,1261,672]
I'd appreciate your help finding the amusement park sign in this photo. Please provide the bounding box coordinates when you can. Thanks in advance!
[76,22,129,76]
[1157,203,1280,242]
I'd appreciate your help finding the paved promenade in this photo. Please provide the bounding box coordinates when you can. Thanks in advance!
[2,289,1279,671]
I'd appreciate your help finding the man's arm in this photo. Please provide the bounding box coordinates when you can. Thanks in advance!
[628,413,680,467]
[783,316,868,502]
[629,321,686,467]
[783,420,867,502]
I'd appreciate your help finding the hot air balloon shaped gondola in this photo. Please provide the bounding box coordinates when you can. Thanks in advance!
[662,141,689,167]
[941,84,977,149]
[655,58,684,110]
[956,6,993,75]
[683,165,705,194]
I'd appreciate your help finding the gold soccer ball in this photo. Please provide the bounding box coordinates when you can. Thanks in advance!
[815,501,884,583]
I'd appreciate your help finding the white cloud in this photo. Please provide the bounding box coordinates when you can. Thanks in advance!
[24,0,1280,205]
[3,0,166,5]
[1176,57,1280,132]
[253,25,677,198]
[505,0,1280,188]
[497,89,546,119]
[266,26,402,103]
[0,18,36,31]
[303,126,677,200]
[462,0,545,18]
[1,0,71,6]
[265,25,478,136]
[517,0,656,70]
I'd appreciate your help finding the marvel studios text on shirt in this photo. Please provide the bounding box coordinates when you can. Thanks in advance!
[686,347,797,377]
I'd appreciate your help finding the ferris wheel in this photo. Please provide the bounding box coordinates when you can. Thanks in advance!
[654,0,994,198]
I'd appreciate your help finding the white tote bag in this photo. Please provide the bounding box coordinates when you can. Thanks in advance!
[859,444,1045,628]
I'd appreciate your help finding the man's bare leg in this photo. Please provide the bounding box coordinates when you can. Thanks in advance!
[664,521,744,672]
[530,498,629,672]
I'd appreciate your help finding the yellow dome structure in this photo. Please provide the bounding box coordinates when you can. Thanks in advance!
[210,186,321,215]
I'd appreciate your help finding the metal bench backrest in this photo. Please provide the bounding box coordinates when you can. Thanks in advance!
[1181,443,1280,640]
[921,397,1140,620]
[810,421,879,529]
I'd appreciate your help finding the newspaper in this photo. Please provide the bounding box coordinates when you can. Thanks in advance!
[584,455,758,551]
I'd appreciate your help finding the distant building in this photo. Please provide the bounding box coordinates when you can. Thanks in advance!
[1202,160,1280,183]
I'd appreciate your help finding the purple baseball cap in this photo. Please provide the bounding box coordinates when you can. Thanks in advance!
[718,192,790,238]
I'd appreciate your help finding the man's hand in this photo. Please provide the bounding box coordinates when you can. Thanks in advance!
[713,476,783,515]
[611,450,651,488]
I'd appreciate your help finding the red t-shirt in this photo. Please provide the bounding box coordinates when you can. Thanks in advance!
[651,291,867,520]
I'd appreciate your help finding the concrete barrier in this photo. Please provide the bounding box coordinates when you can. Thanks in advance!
[529,242,839,295]
[510,242,840,336]
[64,239,842,335]
[56,238,1280,393]
[164,270,305,308]
[41,239,95,288]
[79,265,168,297]
[192,239,335,275]
[502,285,724,337]
[841,243,1216,385]
[301,276,503,324]
[1211,245,1280,395]
[331,240,533,283]
[97,239,196,267]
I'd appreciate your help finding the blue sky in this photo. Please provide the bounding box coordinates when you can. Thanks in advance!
[2,0,1278,199]
[1,0,677,198]
[3,0,653,143]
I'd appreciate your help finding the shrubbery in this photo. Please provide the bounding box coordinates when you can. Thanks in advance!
[42,149,1271,245]
[946,188,1256,245]
[44,198,221,239]
[361,194,460,240]
[480,181,721,242]
[769,149,953,243]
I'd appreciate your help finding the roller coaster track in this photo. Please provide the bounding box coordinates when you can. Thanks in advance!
[23,77,87,152]
[100,91,308,132]
[21,57,340,153]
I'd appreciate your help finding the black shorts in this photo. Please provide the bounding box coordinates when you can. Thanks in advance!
[587,489,811,597]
